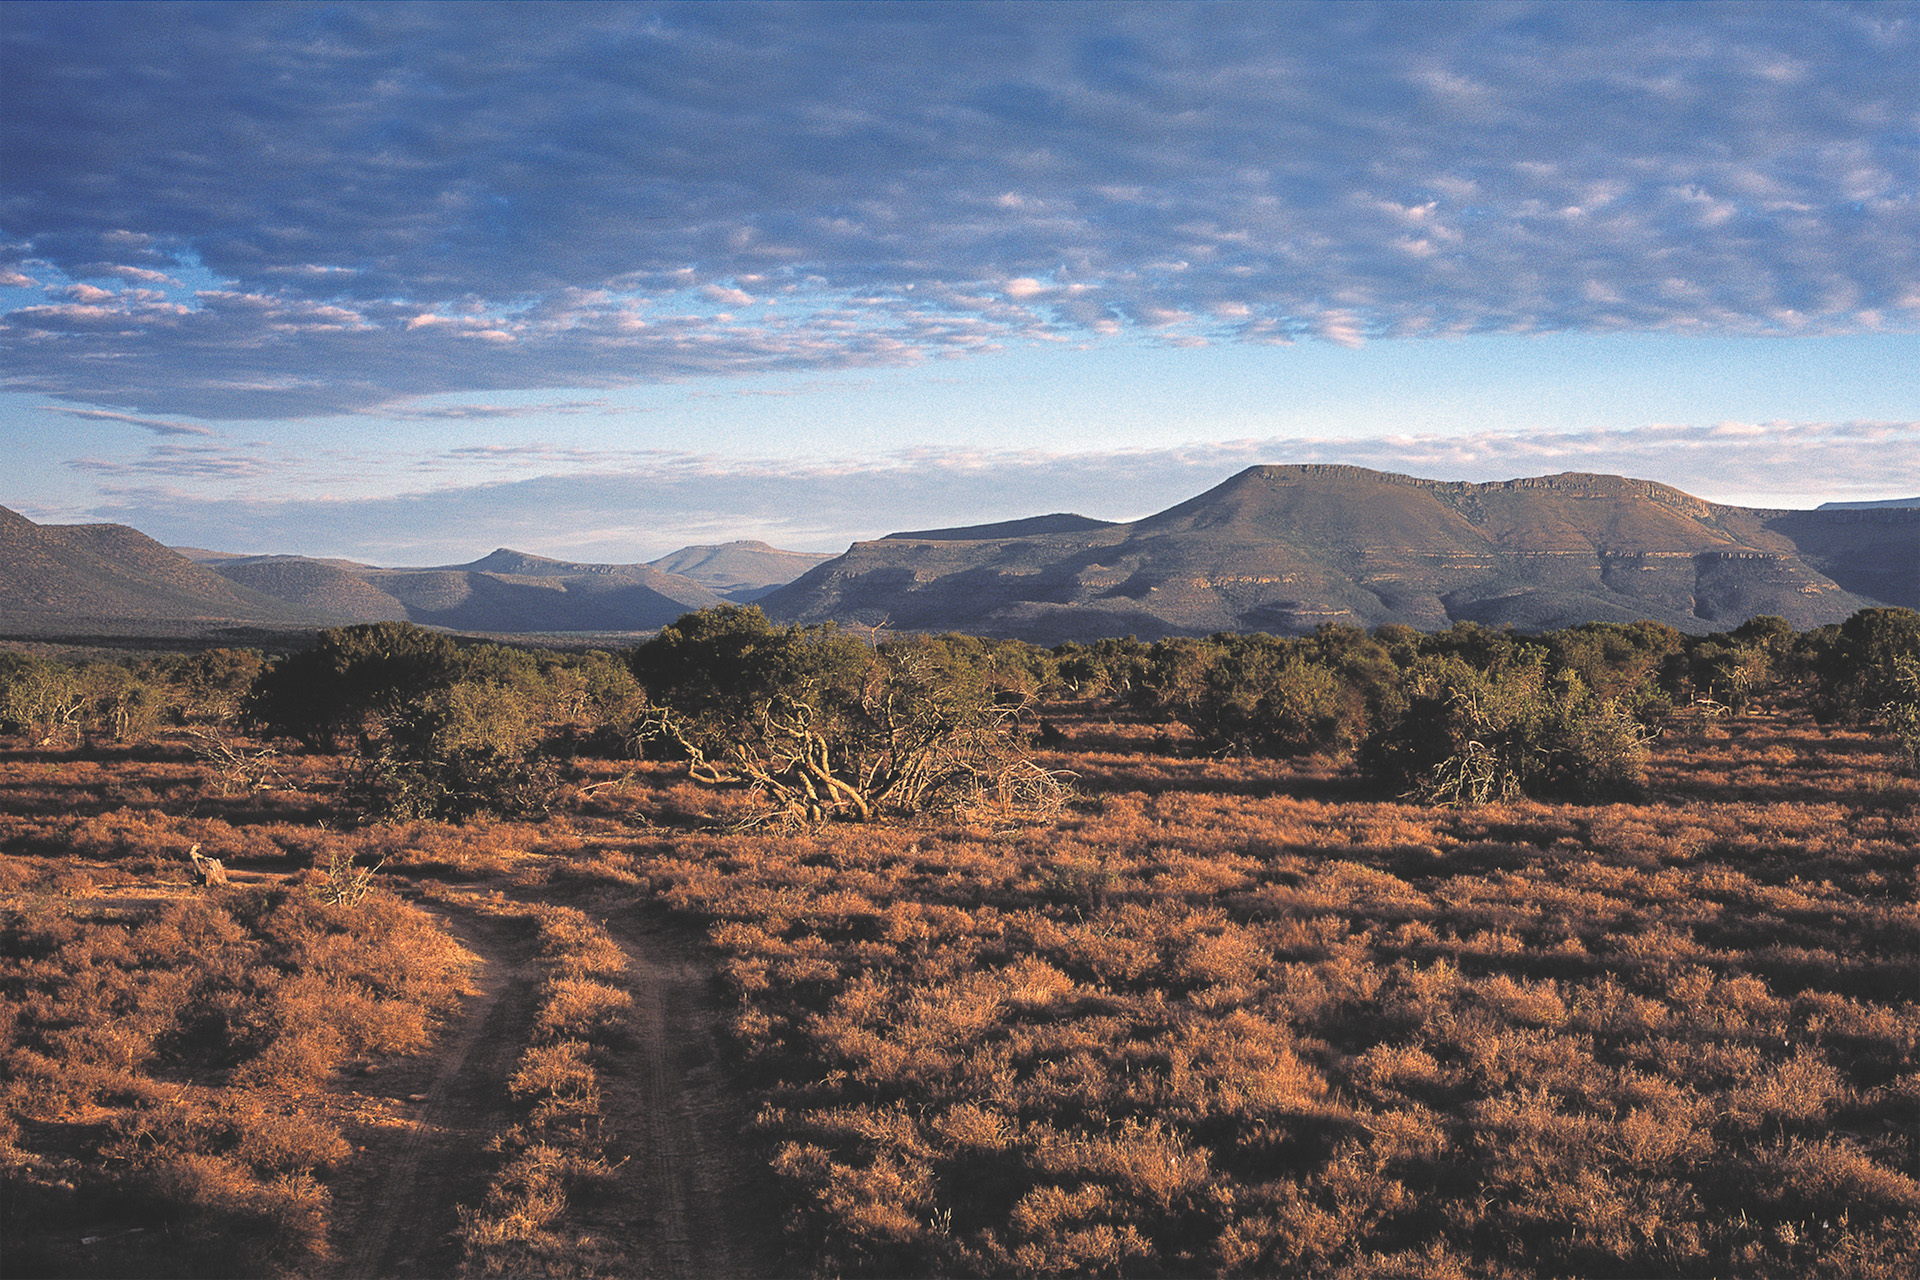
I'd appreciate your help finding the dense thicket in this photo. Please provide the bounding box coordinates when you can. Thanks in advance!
[6,607,1915,823]
[1114,611,1920,799]
[242,622,643,820]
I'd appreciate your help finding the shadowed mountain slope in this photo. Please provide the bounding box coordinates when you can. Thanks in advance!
[1,506,339,632]
[883,513,1122,542]
[646,541,834,601]
[761,466,1918,642]
[190,547,728,632]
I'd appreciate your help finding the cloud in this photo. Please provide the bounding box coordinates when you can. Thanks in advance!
[0,2,1914,419]
[77,419,1920,564]
[66,441,286,481]
[44,407,217,437]
[367,399,618,421]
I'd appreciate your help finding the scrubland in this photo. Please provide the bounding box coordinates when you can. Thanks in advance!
[2,626,1917,1278]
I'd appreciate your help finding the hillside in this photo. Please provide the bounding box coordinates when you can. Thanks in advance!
[193,547,728,632]
[0,506,340,633]
[646,540,835,601]
[761,466,1918,641]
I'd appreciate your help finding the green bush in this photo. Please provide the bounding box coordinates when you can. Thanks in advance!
[630,607,1059,822]
[1361,651,1653,804]
[1129,633,1363,759]
[245,622,463,750]
[1801,608,1920,725]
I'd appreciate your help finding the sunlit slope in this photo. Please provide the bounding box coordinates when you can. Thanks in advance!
[646,540,835,600]
[763,466,1910,640]
[0,505,339,631]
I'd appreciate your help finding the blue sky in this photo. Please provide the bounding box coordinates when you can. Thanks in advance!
[3,1,1916,562]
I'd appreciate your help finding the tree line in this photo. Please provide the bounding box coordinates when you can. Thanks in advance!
[3,606,1915,820]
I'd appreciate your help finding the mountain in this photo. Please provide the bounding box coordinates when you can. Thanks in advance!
[760,466,1920,642]
[193,547,728,632]
[1819,497,1920,510]
[645,541,835,601]
[0,506,339,633]
[883,514,1122,542]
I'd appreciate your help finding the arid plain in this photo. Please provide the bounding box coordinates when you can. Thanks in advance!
[2,609,1916,1279]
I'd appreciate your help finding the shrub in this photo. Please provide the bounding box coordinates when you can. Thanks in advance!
[246,622,463,750]
[1132,634,1362,758]
[631,607,1059,822]
[0,654,84,744]
[1362,653,1653,803]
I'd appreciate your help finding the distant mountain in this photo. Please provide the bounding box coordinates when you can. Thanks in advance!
[190,546,728,632]
[882,514,1122,542]
[0,506,338,633]
[760,466,1920,642]
[646,540,835,601]
[1819,496,1920,510]
[190,555,411,622]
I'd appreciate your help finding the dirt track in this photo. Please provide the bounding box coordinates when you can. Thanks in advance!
[329,900,540,1279]
[591,907,785,1278]
[324,890,783,1279]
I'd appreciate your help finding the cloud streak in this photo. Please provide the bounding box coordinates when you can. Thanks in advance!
[44,407,217,437]
[3,1,1914,419]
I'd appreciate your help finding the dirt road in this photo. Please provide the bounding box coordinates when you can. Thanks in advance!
[329,899,541,1279]
[325,891,784,1279]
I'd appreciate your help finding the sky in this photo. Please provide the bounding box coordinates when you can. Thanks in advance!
[3,0,1916,564]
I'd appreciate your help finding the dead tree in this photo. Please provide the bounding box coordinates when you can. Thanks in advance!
[187,843,229,887]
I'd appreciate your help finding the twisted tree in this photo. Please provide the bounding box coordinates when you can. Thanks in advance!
[631,607,1062,822]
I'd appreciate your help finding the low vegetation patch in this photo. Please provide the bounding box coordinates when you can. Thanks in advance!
[1,606,1915,1277]
[628,710,1919,1277]
[455,901,632,1278]
[0,869,473,1277]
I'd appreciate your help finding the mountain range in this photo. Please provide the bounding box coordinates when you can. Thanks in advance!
[3,467,1914,641]
[761,466,1918,641]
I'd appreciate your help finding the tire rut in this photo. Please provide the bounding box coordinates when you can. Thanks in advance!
[590,908,788,1279]
[330,899,542,1280]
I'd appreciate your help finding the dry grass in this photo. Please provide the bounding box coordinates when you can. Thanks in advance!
[0,858,474,1277]
[453,899,632,1278]
[2,703,1915,1277]
[598,705,1920,1278]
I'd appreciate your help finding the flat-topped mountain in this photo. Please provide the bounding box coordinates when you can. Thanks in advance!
[883,514,1122,542]
[760,466,1919,641]
[645,541,836,601]
[1820,496,1920,510]
[0,506,338,633]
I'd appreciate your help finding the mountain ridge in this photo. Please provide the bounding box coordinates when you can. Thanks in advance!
[0,507,341,633]
[760,465,1917,642]
[8,468,1913,641]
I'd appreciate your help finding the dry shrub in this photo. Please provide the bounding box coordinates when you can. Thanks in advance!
[510,1040,601,1112]
[615,701,1920,1278]
[0,857,474,1278]
[455,1142,620,1278]
[455,903,631,1277]
[532,978,633,1046]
